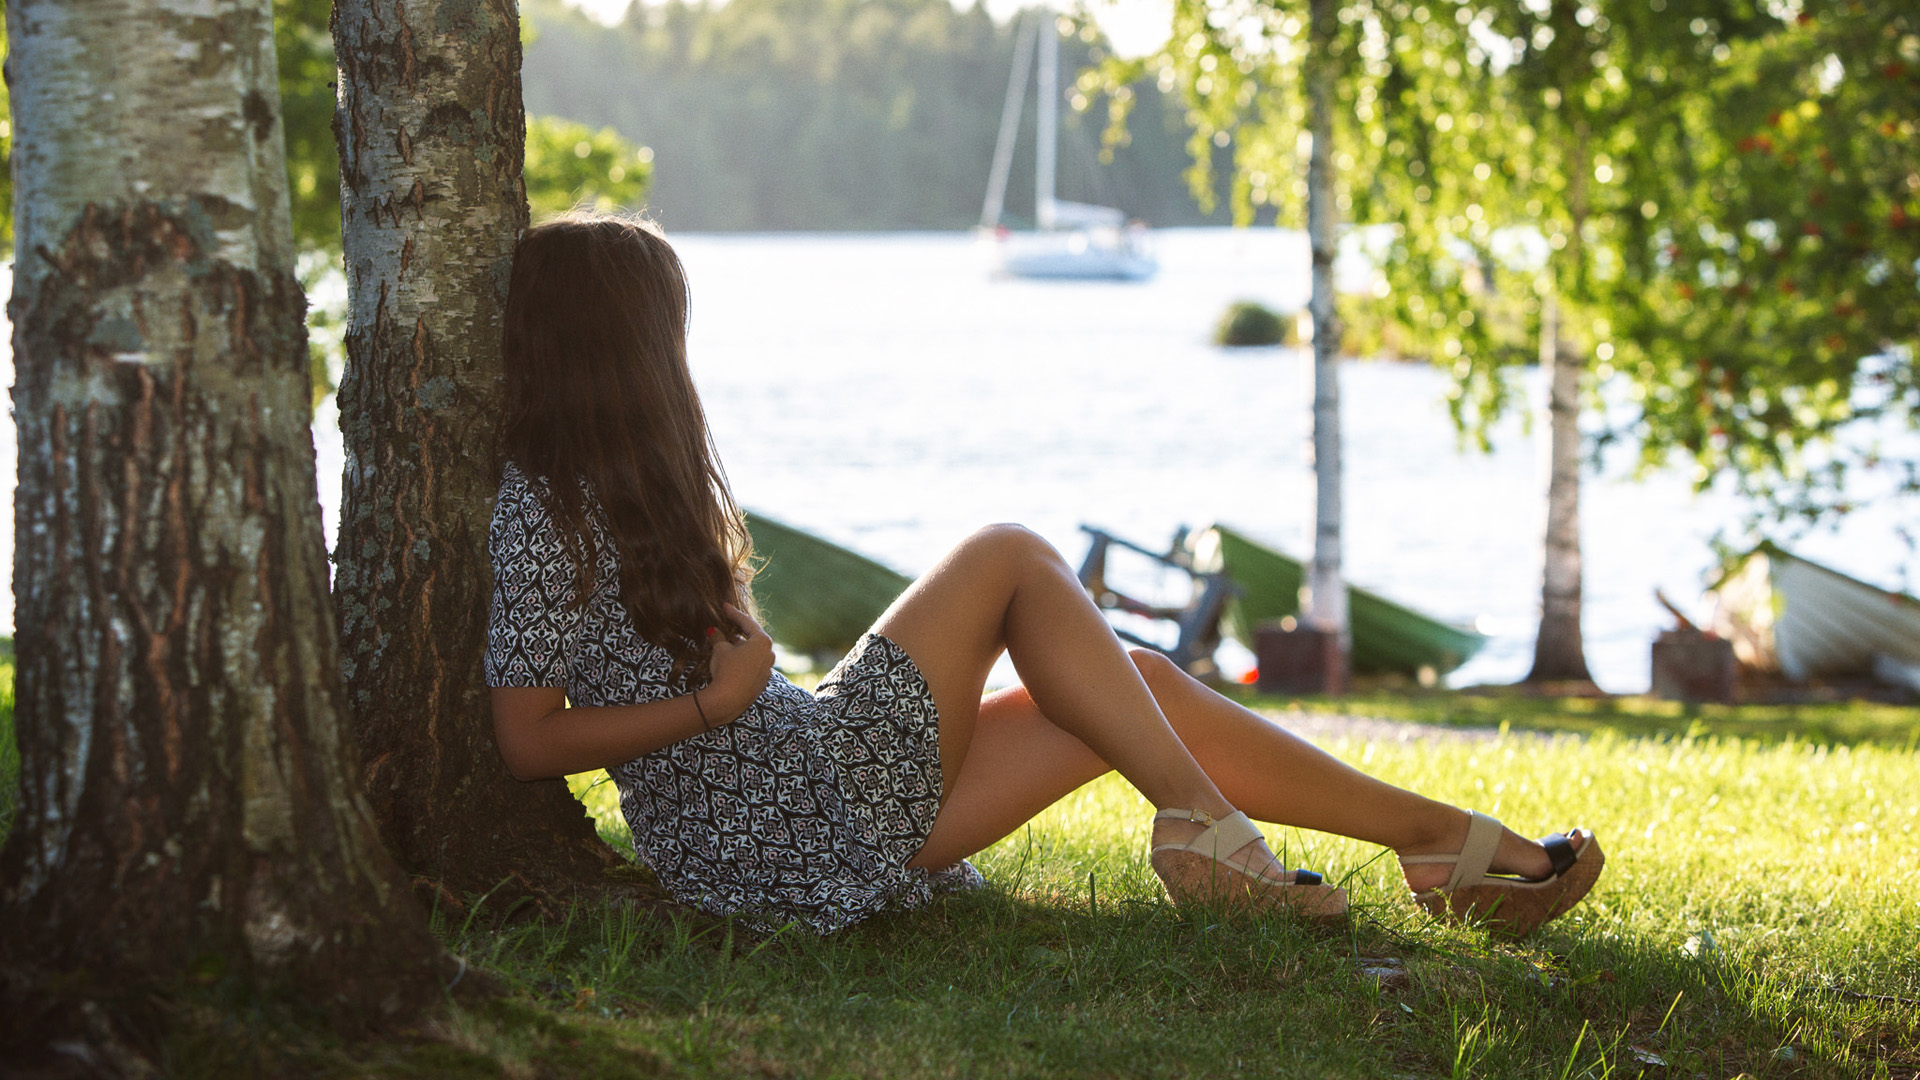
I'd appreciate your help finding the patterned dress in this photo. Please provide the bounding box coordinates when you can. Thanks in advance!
[484,462,979,932]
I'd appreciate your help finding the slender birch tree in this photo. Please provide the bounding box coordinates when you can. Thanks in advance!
[1148,0,1362,684]
[1303,0,1351,685]
[0,0,444,1036]
[1498,0,1604,684]
[332,0,623,897]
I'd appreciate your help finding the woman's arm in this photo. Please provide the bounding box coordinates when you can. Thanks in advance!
[492,603,775,780]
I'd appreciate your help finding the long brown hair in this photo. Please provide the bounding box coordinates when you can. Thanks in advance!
[501,213,753,680]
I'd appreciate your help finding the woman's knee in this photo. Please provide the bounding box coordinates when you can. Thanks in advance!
[961,522,1064,571]
[1129,647,1181,691]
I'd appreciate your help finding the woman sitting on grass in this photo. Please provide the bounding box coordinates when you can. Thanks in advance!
[485,213,1604,936]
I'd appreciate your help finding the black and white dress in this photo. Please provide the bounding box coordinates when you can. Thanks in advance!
[484,462,979,932]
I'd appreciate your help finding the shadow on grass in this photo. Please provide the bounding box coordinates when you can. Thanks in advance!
[120,878,1916,1079]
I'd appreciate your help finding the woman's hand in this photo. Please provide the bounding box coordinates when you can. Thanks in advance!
[704,602,774,723]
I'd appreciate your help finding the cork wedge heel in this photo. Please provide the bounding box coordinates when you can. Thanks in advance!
[1149,809,1349,924]
[1400,810,1605,939]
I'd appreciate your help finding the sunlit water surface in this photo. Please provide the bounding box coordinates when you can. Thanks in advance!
[1,230,1911,692]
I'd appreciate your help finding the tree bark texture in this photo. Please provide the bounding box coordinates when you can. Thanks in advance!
[1302,0,1349,691]
[1527,116,1595,685]
[0,0,444,1028]
[1528,292,1593,683]
[332,0,619,895]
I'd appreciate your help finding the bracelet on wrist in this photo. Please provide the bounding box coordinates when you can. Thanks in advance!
[693,690,712,731]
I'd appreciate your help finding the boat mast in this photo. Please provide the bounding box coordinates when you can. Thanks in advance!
[1035,13,1059,231]
[980,12,1039,230]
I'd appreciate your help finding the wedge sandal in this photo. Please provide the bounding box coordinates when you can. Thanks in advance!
[1150,808,1349,923]
[1400,810,1604,939]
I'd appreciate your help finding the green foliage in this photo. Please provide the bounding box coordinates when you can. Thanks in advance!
[275,0,341,257]
[1147,0,1915,521]
[0,18,13,254]
[1615,3,1920,517]
[1214,299,1293,347]
[524,117,654,220]
[1,638,16,848]
[1142,0,1539,440]
[520,0,1227,231]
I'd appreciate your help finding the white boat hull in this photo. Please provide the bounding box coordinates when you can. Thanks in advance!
[994,230,1158,282]
[1712,546,1920,682]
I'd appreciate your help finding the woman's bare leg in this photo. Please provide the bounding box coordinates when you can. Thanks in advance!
[1126,650,1583,891]
[874,525,1295,880]
[907,685,1107,869]
[910,647,1581,891]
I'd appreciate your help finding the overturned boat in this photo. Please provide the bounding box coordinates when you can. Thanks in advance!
[745,513,911,663]
[1189,524,1488,678]
[1710,542,1920,690]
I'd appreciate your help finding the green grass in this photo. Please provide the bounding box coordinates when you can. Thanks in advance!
[0,637,15,846]
[5,670,1917,1076]
[201,724,1920,1078]
[1266,685,1920,749]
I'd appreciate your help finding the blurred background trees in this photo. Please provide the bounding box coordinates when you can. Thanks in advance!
[519,0,1232,230]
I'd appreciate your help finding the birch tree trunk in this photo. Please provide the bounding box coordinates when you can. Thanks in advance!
[333,0,620,896]
[1528,294,1593,683]
[1527,127,1594,685]
[0,0,444,1032]
[1302,0,1349,690]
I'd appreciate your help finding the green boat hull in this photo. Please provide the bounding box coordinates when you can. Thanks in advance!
[1195,524,1487,677]
[745,512,913,660]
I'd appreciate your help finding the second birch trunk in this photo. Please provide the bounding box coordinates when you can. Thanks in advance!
[1303,0,1349,689]
[331,0,624,897]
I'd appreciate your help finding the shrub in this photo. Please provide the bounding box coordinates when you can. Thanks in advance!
[1213,300,1293,347]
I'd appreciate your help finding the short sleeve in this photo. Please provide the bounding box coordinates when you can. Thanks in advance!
[485,466,585,688]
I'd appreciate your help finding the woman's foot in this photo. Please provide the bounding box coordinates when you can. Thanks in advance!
[1394,810,1589,894]
[1150,809,1348,923]
[1396,810,1604,939]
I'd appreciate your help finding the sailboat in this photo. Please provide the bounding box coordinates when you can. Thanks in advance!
[980,12,1158,282]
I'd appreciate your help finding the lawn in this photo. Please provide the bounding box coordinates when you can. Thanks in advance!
[1,655,1916,1077]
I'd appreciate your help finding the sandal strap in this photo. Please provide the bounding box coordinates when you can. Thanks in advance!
[1151,808,1265,859]
[1541,831,1579,877]
[1398,811,1504,892]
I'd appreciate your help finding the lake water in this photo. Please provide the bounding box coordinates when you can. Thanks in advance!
[3,229,1913,691]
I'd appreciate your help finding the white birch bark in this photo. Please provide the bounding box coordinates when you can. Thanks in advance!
[1527,119,1595,684]
[0,0,441,1020]
[332,0,618,892]
[1529,291,1593,682]
[1302,0,1349,677]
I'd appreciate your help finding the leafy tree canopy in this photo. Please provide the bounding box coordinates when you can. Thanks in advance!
[1141,0,1916,523]
[1617,2,1919,517]
[0,18,11,254]
[525,118,655,219]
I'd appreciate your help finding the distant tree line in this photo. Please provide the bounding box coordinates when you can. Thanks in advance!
[521,0,1238,231]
